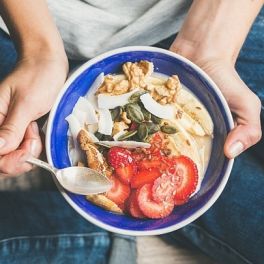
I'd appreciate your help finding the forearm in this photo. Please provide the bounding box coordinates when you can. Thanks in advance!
[0,0,67,62]
[171,0,264,64]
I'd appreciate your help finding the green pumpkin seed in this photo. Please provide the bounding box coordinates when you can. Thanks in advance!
[141,107,151,121]
[138,123,148,141]
[126,103,144,123]
[128,91,147,103]
[118,130,137,141]
[94,131,104,140]
[145,122,160,134]
[102,135,114,141]
[160,125,177,134]
[151,114,162,124]
[110,107,121,121]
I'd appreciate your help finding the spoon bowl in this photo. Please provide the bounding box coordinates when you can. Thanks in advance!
[27,157,112,195]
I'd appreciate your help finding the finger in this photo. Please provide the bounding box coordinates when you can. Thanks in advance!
[224,97,262,158]
[0,122,42,176]
[0,97,34,155]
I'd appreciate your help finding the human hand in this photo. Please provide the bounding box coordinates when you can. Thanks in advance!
[0,55,68,175]
[170,45,262,158]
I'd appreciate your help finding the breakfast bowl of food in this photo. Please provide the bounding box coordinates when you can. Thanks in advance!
[46,46,234,236]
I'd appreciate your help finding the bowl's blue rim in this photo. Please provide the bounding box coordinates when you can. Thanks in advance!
[46,46,234,236]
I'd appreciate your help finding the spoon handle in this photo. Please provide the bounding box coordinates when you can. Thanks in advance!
[27,157,57,175]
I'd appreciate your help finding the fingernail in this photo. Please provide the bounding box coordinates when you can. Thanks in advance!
[0,138,5,148]
[30,139,38,156]
[31,122,39,135]
[229,141,244,158]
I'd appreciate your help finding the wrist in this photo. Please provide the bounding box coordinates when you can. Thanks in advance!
[170,36,236,68]
[18,40,69,76]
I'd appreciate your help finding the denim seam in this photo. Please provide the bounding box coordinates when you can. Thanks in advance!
[186,224,253,264]
[0,232,108,244]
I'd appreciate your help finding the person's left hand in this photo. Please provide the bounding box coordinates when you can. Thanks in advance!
[170,46,262,159]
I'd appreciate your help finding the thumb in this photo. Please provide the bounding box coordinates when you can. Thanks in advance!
[0,100,32,155]
[224,123,262,159]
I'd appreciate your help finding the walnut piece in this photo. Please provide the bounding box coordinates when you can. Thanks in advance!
[96,75,129,95]
[123,60,154,90]
[149,75,181,105]
[121,111,131,124]
[112,121,129,136]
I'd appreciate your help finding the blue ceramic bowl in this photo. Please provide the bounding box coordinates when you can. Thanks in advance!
[46,46,234,236]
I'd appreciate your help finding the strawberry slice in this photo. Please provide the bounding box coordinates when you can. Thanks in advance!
[115,164,135,185]
[131,168,161,189]
[137,184,174,219]
[171,156,198,200]
[152,173,175,203]
[174,197,189,206]
[138,159,168,171]
[106,176,130,204]
[127,191,145,218]
[107,147,134,169]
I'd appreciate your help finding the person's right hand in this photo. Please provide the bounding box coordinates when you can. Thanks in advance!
[0,54,68,176]
[171,42,262,158]
[195,59,262,158]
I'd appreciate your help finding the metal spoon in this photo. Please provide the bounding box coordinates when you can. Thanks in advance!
[27,157,112,195]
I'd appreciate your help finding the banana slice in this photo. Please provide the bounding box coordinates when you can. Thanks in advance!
[176,89,214,136]
[86,194,123,214]
[174,103,206,136]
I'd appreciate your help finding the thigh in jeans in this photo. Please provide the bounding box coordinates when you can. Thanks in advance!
[166,7,264,264]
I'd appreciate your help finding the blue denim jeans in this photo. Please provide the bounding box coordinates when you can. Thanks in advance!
[0,7,264,264]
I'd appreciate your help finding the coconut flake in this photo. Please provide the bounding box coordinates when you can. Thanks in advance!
[85,73,104,109]
[97,141,151,149]
[65,114,82,139]
[73,97,98,124]
[113,130,127,141]
[97,109,113,135]
[140,93,174,119]
[97,88,140,109]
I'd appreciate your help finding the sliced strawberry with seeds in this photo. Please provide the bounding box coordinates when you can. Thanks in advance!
[107,147,134,169]
[106,176,130,204]
[137,184,174,219]
[138,159,167,171]
[152,173,175,203]
[127,191,145,218]
[131,168,161,189]
[171,156,198,200]
[115,164,135,185]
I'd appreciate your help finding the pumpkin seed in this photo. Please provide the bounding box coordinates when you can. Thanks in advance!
[117,130,137,141]
[102,135,114,141]
[151,114,162,124]
[94,131,104,140]
[126,103,144,123]
[110,107,121,121]
[138,123,148,141]
[141,107,151,121]
[128,90,147,104]
[160,125,177,134]
[145,122,160,134]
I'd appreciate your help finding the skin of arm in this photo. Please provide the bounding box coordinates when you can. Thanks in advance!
[170,0,264,158]
[0,0,68,175]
